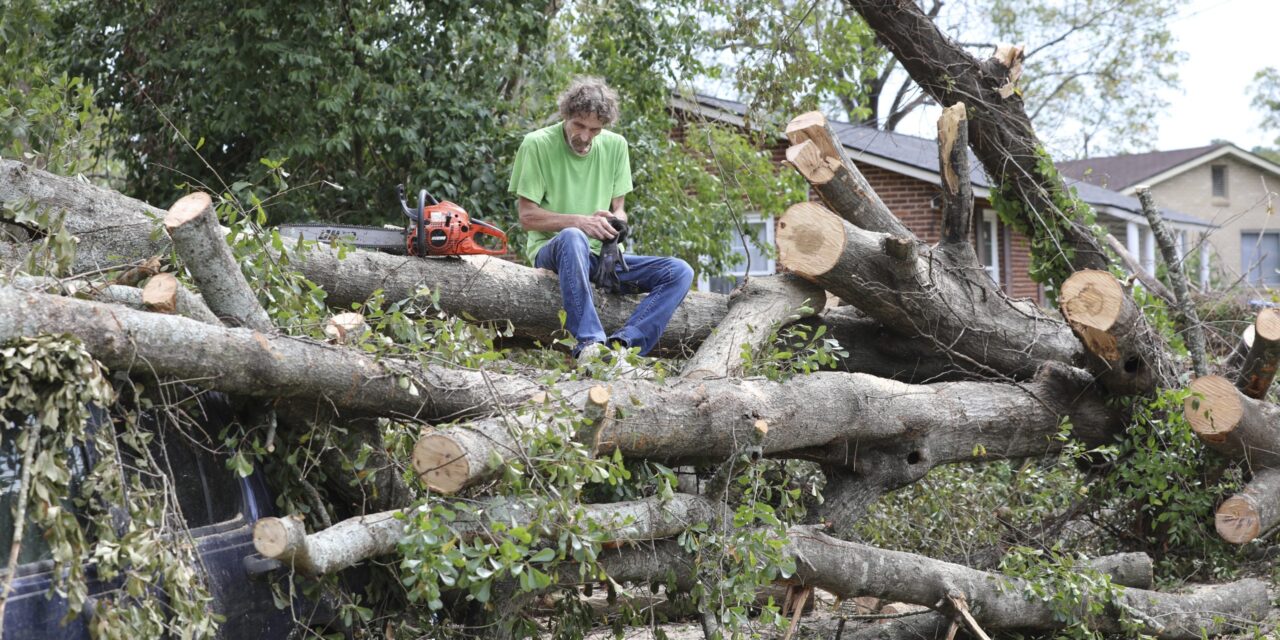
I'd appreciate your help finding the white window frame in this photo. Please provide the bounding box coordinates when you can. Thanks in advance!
[697,213,775,293]
[978,210,1001,286]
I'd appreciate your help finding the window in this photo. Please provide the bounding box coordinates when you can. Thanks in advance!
[977,211,1001,286]
[1243,232,1280,286]
[0,415,92,566]
[702,214,775,294]
[1211,165,1227,198]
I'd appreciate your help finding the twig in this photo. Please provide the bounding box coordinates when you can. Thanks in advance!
[1103,233,1174,304]
[0,439,36,633]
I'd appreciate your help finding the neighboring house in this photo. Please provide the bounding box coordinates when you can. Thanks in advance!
[673,95,1214,304]
[1059,144,1280,288]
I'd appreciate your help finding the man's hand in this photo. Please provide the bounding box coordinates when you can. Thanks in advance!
[577,212,618,240]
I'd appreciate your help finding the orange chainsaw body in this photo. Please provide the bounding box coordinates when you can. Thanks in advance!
[405,201,507,257]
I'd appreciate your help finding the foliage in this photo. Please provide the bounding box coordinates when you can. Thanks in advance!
[740,305,848,381]
[0,336,218,639]
[0,0,115,176]
[1252,66,1280,153]
[1090,389,1245,581]
[997,546,1136,639]
[702,0,884,130]
[989,145,1099,292]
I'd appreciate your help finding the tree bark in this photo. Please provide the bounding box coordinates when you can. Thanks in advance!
[777,201,1083,380]
[164,192,273,331]
[1059,270,1172,395]
[681,274,825,380]
[1184,375,1280,469]
[0,159,169,274]
[843,2,1110,278]
[1236,308,1280,399]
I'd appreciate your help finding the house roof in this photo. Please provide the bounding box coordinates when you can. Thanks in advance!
[1056,145,1223,191]
[1057,144,1280,194]
[675,94,1213,230]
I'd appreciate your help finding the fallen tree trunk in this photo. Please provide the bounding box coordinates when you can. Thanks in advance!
[776,200,1083,379]
[253,493,718,575]
[786,527,1269,639]
[0,287,1120,468]
[0,160,979,378]
[0,159,169,273]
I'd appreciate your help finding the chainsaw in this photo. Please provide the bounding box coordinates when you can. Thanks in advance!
[277,184,508,257]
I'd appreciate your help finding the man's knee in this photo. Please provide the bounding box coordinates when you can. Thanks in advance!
[556,227,590,251]
[667,258,694,288]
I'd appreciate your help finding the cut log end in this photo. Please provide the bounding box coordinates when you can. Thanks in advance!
[1184,376,1244,443]
[1256,309,1280,342]
[778,202,846,279]
[785,141,838,185]
[163,192,214,230]
[324,312,367,344]
[1216,495,1261,544]
[142,273,179,314]
[1060,270,1124,331]
[587,385,611,407]
[253,516,303,559]
[413,434,471,494]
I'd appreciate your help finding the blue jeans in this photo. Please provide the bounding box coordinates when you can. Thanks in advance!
[535,227,694,356]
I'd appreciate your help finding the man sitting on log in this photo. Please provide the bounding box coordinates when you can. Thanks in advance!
[510,77,694,364]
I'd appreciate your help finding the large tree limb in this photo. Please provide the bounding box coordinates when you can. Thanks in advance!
[1216,467,1280,545]
[681,275,825,380]
[0,288,1120,468]
[253,493,718,575]
[1236,309,1280,399]
[843,2,1109,277]
[777,201,1083,380]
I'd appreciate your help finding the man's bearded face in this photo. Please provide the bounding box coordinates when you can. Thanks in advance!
[564,113,605,156]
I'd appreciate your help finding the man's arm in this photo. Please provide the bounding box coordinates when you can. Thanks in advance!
[518,197,617,240]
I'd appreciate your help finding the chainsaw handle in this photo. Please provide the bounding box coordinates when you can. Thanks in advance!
[467,219,508,256]
[397,184,418,222]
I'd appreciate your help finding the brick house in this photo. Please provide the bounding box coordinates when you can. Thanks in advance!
[1059,145,1280,289]
[673,95,1214,305]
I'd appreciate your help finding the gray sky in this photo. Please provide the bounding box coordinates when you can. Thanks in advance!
[1156,0,1279,150]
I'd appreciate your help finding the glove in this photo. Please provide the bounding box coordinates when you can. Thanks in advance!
[590,217,630,295]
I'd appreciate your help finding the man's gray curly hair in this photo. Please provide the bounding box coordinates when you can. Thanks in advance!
[557,77,620,125]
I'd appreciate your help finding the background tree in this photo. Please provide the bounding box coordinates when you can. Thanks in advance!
[1250,66,1280,162]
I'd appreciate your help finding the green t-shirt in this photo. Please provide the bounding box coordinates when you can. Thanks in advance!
[508,121,634,263]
